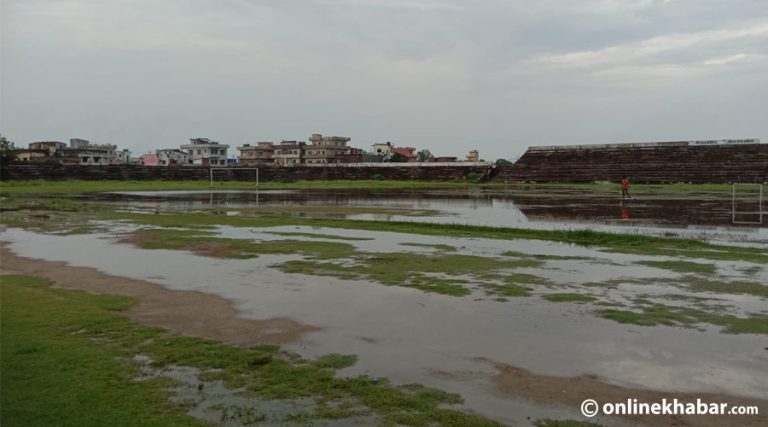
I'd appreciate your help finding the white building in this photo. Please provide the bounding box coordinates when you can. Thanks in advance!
[180,138,229,166]
[68,138,118,165]
[371,142,393,157]
[156,149,190,166]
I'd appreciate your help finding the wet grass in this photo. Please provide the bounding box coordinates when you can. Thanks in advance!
[279,253,535,296]
[680,276,768,298]
[101,212,768,264]
[0,179,491,195]
[505,272,550,285]
[0,275,208,426]
[268,231,374,241]
[127,228,356,259]
[400,242,458,251]
[636,260,717,275]
[482,283,531,297]
[543,293,597,303]
[226,206,441,217]
[0,274,504,426]
[501,250,589,261]
[598,303,768,334]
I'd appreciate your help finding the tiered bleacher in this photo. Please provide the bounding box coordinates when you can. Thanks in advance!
[494,140,768,183]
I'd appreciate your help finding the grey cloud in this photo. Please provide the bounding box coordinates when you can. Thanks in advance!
[1,0,766,161]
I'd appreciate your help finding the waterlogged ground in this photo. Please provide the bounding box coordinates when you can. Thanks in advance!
[93,186,768,245]
[1,183,767,426]
[2,220,767,426]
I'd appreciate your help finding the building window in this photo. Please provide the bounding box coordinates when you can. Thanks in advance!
[197,149,201,155]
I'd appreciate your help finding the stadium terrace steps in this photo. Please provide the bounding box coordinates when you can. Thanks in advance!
[495,144,768,183]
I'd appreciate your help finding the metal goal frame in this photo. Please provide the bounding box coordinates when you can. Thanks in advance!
[731,183,764,224]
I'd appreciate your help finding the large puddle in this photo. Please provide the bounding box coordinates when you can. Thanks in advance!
[2,223,766,426]
[93,187,768,246]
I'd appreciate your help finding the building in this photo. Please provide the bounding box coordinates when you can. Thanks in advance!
[29,141,67,153]
[339,147,364,163]
[430,156,458,163]
[466,150,479,162]
[273,141,305,166]
[304,134,351,164]
[371,142,393,157]
[392,147,417,162]
[180,138,229,166]
[62,138,119,165]
[156,149,189,166]
[15,141,67,163]
[115,149,132,164]
[140,153,159,166]
[237,142,275,165]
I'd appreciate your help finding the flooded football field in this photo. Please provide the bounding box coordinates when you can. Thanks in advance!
[2,185,766,426]
[95,186,768,245]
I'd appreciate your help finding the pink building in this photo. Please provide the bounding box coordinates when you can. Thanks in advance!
[140,153,159,166]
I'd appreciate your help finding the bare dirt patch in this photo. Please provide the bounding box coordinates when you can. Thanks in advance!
[0,245,318,346]
[491,362,767,427]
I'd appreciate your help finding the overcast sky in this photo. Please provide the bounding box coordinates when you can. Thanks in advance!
[2,0,767,160]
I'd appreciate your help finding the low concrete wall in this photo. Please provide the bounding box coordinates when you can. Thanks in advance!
[1,164,493,182]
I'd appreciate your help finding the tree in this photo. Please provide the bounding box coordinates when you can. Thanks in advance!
[416,149,432,162]
[496,158,514,167]
[387,152,408,163]
[0,134,17,166]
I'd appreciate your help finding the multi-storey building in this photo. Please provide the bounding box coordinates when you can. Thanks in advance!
[304,134,351,164]
[466,149,479,162]
[62,138,119,165]
[273,141,305,166]
[371,142,393,157]
[156,149,190,166]
[180,138,229,166]
[237,142,275,165]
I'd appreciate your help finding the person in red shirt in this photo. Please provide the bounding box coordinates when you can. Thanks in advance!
[620,176,631,200]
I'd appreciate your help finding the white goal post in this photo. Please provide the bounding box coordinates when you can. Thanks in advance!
[209,167,259,188]
[731,183,763,224]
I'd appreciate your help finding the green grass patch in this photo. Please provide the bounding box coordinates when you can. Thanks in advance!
[501,250,589,261]
[680,276,768,298]
[636,260,717,275]
[483,283,531,297]
[0,274,504,426]
[101,212,768,264]
[128,228,356,260]
[598,303,768,334]
[268,231,373,241]
[278,252,530,297]
[504,272,549,285]
[0,179,491,196]
[543,293,596,303]
[400,242,458,252]
[0,274,208,427]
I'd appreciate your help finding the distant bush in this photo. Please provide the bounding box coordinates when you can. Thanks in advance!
[467,172,483,182]
[372,174,385,181]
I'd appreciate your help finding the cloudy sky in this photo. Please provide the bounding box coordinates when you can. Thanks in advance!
[2,0,767,160]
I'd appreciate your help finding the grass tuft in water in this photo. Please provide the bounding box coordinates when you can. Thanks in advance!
[636,260,717,275]
[543,293,596,303]
[598,303,768,334]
